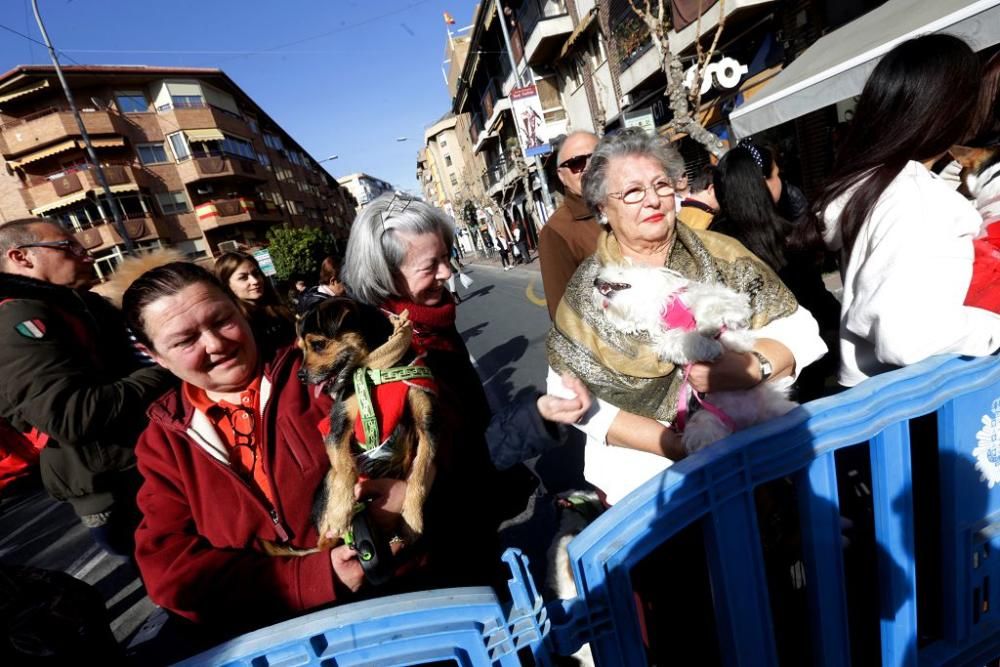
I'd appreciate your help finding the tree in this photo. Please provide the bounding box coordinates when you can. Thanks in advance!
[265,225,337,281]
[627,0,729,157]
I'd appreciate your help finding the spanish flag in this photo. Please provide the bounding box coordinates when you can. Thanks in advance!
[443,11,456,25]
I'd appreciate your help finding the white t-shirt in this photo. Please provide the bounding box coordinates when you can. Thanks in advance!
[822,161,1000,387]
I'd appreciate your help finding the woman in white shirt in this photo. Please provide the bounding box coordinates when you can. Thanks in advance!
[817,34,1000,388]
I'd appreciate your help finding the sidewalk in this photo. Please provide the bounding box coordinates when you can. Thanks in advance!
[459,250,542,274]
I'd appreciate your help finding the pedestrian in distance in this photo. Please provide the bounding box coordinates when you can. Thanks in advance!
[496,232,512,270]
[675,164,718,231]
[296,255,347,316]
[0,218,174,557]
[816,33,1000,388]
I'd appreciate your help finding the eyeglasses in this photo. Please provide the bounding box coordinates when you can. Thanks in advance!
[558,153,592,174]
[15,239,90,257]
[380,190,414,236]
[223,406,258,481]
[608,180,675,205]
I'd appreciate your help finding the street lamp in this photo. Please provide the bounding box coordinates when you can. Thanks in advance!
[319,154,338,163]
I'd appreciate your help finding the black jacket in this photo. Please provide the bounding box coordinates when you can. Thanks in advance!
[0,274,173,515]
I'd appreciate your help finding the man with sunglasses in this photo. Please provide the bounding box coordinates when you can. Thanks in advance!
[538,131,601,320]
[0,218,172,556]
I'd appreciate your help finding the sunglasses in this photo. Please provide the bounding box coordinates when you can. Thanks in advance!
[224,406,258,482]
[16,239,90,257]
[379,190,414,237]
[558,153,592,174]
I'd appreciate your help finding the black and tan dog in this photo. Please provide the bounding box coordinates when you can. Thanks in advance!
[294,297,438,552]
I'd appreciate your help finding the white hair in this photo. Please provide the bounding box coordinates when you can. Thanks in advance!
[342,192,455,305]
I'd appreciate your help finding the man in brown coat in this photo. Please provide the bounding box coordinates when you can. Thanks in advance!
[538,131,601,320]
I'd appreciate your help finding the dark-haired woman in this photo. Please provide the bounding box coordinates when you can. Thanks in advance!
[816,34,1000,388]
[710,141,841,399]
[214,251,295,347]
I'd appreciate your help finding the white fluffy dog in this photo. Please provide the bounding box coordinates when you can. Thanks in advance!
[593,263,796,452]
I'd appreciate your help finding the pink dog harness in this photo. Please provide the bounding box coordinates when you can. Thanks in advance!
[660,290,738,434]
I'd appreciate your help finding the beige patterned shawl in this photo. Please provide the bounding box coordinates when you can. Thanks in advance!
[547,224,798,422]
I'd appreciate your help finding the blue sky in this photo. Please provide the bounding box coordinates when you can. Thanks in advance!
[0,0,474,192]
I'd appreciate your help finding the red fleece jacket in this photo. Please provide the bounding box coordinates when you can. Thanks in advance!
[134,345,339,632]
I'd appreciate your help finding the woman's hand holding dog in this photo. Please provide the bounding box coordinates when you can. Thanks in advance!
[687,340,795,393]
[330,545,365,592]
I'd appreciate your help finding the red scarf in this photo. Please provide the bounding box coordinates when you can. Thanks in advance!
[382,297,460,353]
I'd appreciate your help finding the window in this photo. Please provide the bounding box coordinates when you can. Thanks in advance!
[263,133,284,151]
[257,151,271,167]
[171,94,204,108]
[136,143,169,165]
[246,117,259,134]
[444,154,453,167]
[221,135,255,160]
[450,173,458,186]
[156,191,190,215]
[167,132,190,161]
[115,90,148,113]
[440,138,448,148]
[288,150,302,166]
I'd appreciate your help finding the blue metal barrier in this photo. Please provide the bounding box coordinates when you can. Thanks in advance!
[182,354,1000,666]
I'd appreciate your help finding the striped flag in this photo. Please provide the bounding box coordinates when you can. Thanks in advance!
[15,319,46,339]
[443,11,455,25]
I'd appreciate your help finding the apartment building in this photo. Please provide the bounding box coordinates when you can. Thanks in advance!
[0,65,356,280]
[435,0,928,216]
[336,172,395,208]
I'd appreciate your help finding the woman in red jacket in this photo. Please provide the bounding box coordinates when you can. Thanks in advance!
[121,262,406,637]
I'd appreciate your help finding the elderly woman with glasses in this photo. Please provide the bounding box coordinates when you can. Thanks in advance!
[121,262,417,639]
[547,128,827,505]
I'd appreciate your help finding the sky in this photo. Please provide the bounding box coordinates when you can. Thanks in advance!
[0,0,474,193]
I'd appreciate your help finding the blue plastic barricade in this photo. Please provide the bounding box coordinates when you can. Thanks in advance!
[548,354,1000,666]
[183,354,1000,666]
[176,550,550,666]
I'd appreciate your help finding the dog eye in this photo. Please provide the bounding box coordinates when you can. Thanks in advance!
[309,339,326,352]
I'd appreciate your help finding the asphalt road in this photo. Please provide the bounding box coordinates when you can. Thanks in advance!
[0,253,564,663]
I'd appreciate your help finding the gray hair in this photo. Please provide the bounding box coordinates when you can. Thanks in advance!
[0,218,57,271]
[581,128,686,215]
[342,192,455,305]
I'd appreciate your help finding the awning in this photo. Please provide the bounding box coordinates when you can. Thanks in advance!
[184,128,226,143]
[729,0,1000,139]
[474,129,500,155]
[7,139,79,169]
[107,183,139,194]
[88,137,125,148]
[558,8,597,60]
[30,190,89,216]
[0,81,49,106]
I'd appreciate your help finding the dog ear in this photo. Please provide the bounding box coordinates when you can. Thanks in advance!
[299,297,356,338]
[353,301,395,349]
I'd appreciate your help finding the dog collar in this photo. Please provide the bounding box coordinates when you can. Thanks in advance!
[354,365,435,452]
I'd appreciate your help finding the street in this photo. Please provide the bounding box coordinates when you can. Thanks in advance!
[0,255,559,661]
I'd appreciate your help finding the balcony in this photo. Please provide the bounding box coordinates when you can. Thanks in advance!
[176,155,268,184]
[521,0,573,66]
[73,214,172,254]
[24,163,149,216]
[157,102,251,139]
[0,107,130,158]
[668,0,775,56]
[194,197,282,230]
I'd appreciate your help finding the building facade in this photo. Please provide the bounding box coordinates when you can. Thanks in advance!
[336,172,395,208]
[0,65,356,280]
[427,0,907,225]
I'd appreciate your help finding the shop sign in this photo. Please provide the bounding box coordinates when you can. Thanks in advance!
[683,57,749,95]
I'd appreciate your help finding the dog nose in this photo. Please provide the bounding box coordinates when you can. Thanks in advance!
[297,368,308,384]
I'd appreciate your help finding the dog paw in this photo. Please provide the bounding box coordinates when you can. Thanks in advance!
[677,335,722,364]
